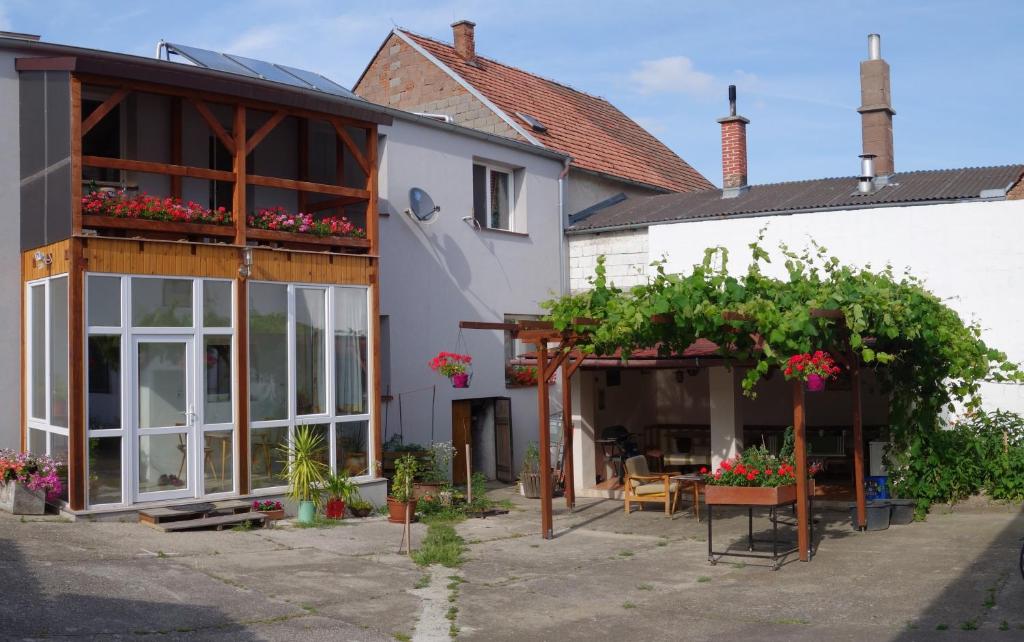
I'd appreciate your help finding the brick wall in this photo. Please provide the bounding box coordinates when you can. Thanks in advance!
[720,119,747,189]
[568,229,649,292]
[355,33,522,140]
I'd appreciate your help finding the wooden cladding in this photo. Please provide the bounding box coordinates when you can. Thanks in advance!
[78,237,373,285]
[22,240,72,280]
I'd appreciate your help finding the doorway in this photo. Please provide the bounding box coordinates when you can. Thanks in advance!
[451,398,514,485]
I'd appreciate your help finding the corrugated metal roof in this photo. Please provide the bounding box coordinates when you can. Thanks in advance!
[568,165,1024,232]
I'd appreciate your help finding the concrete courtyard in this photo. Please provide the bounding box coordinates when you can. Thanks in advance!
[1,487,1022,641]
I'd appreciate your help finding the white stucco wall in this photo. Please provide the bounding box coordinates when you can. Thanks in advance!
[568,229,648,292]
[0,51,21,450]
[648,199,1024,414]
[378,117,565,471]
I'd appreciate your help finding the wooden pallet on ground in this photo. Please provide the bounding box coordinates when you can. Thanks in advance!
[138,499,254,528]
[151,511,267,532]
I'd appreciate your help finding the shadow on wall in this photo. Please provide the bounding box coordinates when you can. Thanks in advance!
[0,537,259,639]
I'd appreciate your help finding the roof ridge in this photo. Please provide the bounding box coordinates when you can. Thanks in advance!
[396,28,615,105]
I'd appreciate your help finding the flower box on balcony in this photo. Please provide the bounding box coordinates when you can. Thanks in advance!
[246,228,371,250]
[82,215,236,239]
[704,483,797,507]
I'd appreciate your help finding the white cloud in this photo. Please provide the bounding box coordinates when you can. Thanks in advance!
[629,56,716,96]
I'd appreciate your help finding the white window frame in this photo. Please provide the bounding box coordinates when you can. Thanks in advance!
[25,276,70,462]
[474,162,516,232]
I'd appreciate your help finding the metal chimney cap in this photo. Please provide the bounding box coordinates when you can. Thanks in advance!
[867,34,881,60]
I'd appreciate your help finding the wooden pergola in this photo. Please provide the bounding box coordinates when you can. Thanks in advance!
[461,309,870,562]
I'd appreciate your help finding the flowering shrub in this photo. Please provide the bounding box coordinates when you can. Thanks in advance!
[247,206,366,239]
[82,190,232,225]
[0,450,65,502]
[252,499,283,512]
[703,444,820,488]
[784,351,841,382]
[506,365,538,386]
[429,352,472,378]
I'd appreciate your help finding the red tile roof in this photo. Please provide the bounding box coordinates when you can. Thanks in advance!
[400,30,713,194]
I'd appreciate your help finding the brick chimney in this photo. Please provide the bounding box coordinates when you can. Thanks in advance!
[858,34,895,175]
[452,20,476,61]
[717,85,750,197]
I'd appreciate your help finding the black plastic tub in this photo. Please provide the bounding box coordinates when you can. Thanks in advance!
[888,499,916,525]
[849,500,891,531]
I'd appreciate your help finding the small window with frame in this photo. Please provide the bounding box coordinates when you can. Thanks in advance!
[473,163,515,231]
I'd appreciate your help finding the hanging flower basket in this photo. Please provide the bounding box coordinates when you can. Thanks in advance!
[784,351,840,393]
[429,351,473,389]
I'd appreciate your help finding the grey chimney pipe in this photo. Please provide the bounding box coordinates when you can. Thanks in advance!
[858,153,877,194]
[728,84,737,117]
[867,33,881,61]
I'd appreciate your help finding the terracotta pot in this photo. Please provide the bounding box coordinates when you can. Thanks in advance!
[451,372,470,388]
[325,498,346,520]
[704,483,798,507]
[805,374,826,392]
[260,508,285,521]
[414,482,442,500]
[387,497,418,523]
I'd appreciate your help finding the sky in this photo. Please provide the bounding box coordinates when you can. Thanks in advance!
[2,0,1021,186]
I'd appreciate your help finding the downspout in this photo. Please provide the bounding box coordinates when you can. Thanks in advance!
[557,158,571,295]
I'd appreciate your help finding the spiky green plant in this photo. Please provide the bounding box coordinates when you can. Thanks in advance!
[280,425,328,505]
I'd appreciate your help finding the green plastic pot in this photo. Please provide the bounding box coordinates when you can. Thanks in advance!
[297,500,317,524]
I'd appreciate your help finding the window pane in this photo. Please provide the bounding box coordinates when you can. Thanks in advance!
[51,433,68,461]
[335,288,368,415]
[472,164,487,228]
[489,170,510,230]
[204,336,232,424]
[29,428,46,455]
[88,336,121,430]
[89,437,122,505]
[249,283,288,421]
[138,433,189,493]
[336,421,369,476]
[251,426,288,489]
[132,278,192,327]
[87,275,121,327]
[49,277,69,428]
[138,343,187,429]
[203,430,233,494]
[306,423,330,470]
[30,285,45,420]
[203,280,232,327]
[295,288,326,415]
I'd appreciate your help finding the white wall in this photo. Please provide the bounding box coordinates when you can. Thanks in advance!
[565,169,658,219]
[648,200,1024,414]
[0,51,21,449]
[569,229,648,292]
[378,117,564,471]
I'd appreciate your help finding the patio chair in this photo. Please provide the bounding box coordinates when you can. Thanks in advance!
[623,455,679,516]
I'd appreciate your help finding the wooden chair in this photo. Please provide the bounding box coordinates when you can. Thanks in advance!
[624,455,679,516]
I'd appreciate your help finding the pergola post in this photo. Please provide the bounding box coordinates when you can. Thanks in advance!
[537,339,554,539]
[561,359,574,510]
[851,357,867,529]
[792,381,810,561]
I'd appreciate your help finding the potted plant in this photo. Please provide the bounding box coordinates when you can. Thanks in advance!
[387,454,419,523]
[416,441,455,499]
[429,351,473,388]
[323,470,357,520]
[702,445,809,507]
[280,425,328,524]
[252,499,285,521]
[784,351,841,392]
[518,443,542,499]
[347,496,374,518]
[0,450,64,515]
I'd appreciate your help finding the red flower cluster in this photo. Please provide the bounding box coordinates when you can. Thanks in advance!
[711,456,798,487]
[429,351,472,378]
[784,350,841,382]
[252,499,283,512]
[247,206,366,239]
[82,190,232,226]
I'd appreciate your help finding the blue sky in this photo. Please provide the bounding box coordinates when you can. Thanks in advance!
[3,0,1021,185]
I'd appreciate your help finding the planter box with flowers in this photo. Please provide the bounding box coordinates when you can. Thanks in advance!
[82,189,235,238]
[247,207,369,250]
[703,441,820,508]
[252,499,285,521]
[505,365,556,388]
[0,450,64,515]
[784,351,841,393]
[430,351,473,389]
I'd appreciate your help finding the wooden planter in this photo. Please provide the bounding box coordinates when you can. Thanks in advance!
[0,481,46,515]
[82,215,235,239]
[704,483,797,507]
[247,228,370,252]
[413,482,443,500]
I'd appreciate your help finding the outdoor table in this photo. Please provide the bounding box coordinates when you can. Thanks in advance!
[669,474,704,521]
[706,494,813,571]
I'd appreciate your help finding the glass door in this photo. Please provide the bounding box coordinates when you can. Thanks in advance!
[133,336,194,501]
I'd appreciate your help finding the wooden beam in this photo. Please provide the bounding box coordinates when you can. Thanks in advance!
[371,262,383,475]
[67,239,85,510]
[245,174,370,200]
[792,380,810,562]
[809,308,845,320]
[19,252,26,454]
[518,320,555,330]
[189,98,236,156]
[245,110,287,155]
[170,97,182,198]
[722,311,752,322]
[561,359,574,510]
[236,269,250,495]
[365,125,379,254]
[82,156,235,182]
[70,76,83,236]
[517,329,566,344]
[80,88,128,136]
[459,321,518,332]
[537,338,553,539]
[851,356,867,530]
[232,106,246,246]
[565,354,586,379]
[333,121,370,176]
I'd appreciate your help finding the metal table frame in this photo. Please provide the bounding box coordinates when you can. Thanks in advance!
[706,496,813,570]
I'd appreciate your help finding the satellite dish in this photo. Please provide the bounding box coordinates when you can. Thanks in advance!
[405,187,440,224]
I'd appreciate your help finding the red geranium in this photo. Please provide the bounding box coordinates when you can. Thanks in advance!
[783,351,841,382]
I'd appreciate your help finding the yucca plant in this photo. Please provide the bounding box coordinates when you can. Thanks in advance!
[279,425,328,508]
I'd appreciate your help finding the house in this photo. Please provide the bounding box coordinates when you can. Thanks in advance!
[563,35,1024,499]
[4,33,393,513]
[353,19,713,222]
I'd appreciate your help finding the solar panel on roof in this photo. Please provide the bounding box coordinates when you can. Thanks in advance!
[278,65,357,99]
[223,54,310,89]
[516,111,548,133]
[166,42,257,77]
